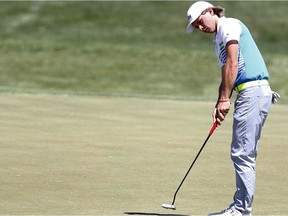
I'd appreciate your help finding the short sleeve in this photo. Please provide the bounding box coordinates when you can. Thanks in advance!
[220,19,242,47]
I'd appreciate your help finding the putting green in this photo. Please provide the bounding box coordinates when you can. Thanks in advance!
[0,93,286,215]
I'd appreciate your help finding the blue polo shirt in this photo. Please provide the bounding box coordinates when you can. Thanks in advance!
[214,17,269,87]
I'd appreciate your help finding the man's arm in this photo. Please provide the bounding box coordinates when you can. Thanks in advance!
[214,40,238,124]
[219,40,238,100]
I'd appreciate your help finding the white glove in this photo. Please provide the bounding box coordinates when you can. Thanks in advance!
[272,91,280,104]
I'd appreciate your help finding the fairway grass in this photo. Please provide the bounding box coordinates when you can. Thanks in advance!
[0,2,287,103]
[0,93,287,215]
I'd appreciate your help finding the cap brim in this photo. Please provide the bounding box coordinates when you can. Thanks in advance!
[186,21,194,33]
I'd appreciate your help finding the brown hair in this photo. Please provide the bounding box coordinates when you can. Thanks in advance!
[213,6,225,17]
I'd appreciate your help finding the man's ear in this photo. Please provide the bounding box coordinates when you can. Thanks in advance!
[207,7,214,15]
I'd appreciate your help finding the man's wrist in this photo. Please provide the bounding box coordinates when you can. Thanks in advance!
[218,98,230,102]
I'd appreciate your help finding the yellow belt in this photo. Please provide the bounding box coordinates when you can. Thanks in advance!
[234,80,269,93]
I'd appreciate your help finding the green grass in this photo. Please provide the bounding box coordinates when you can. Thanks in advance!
[0,1,286,102]
[0,93,287,215]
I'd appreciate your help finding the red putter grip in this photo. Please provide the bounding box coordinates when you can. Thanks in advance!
[209,122,218,135]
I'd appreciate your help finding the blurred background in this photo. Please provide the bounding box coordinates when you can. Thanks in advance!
[0,1,287,102]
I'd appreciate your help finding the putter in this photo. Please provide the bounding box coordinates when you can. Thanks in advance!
[162,121,218,210]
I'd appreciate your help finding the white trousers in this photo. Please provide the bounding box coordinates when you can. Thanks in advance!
[230,84,272,214]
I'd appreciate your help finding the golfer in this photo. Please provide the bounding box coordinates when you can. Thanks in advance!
[186,1,280,215]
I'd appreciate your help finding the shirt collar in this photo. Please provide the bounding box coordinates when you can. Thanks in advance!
[213,16,226,43]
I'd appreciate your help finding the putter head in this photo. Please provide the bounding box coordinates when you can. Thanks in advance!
[162,203,176,210]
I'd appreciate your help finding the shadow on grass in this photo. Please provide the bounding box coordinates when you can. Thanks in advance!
[124,212,190,216]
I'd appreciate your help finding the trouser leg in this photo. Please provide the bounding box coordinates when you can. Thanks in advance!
[230,86,271,213]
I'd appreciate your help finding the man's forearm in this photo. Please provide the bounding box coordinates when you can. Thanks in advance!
[219,64,237,100]
[219,41,239,100]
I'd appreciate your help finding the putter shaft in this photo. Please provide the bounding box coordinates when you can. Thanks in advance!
[170,122,217,206]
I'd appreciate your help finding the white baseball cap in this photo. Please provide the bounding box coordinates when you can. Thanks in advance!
[186,1,214,33]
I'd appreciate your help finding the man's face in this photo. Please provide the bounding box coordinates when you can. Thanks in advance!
[191,9,216,34]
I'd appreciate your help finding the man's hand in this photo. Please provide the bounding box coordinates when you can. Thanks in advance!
[213,99,231,126]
